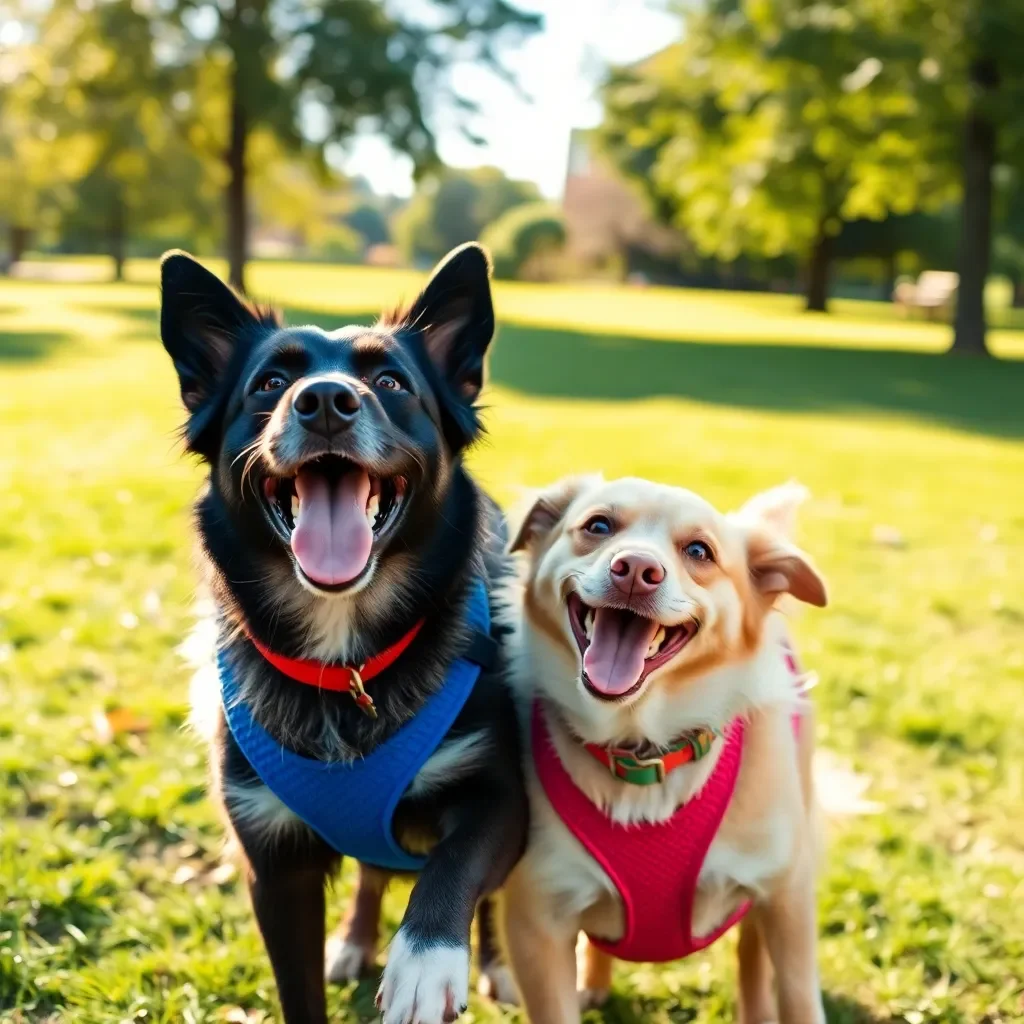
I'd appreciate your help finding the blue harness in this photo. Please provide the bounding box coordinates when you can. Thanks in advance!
[219,580,491,871]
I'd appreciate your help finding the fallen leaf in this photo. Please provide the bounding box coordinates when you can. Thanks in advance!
[813,751,882,816]
[172,864,198,885]
[871,524,905,548]
[207,862,237,886]
[93,707,151,743]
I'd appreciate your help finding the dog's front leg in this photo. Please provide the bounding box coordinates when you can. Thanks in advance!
[248,860,332,1024]
[377,793,526,1024]
[757,855,825,1024]
[502,862,581,1024]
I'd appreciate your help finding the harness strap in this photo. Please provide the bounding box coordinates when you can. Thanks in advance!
[220,579,491,871]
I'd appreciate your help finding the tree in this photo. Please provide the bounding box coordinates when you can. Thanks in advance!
[151,0,541,291]
[0,32,95,270]
[834,210,958,298]
[344,202,391,249]
[393,165,540,266]
[599,2,957,312]
[10,0,219,279]
[480,201,566,279]
[928,1,1024,353]
[993,170,1024,309]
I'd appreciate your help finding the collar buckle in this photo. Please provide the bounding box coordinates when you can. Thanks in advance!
[347,665,377,719]
[607,749,667,785]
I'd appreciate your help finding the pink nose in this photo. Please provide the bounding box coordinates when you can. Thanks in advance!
[610,552,666,595]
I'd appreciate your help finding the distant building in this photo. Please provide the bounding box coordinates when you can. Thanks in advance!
[561,128,683,280]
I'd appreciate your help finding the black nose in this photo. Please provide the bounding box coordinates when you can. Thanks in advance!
[292,378,361,436]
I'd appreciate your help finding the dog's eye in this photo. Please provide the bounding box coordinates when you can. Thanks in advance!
[684,540,713,562]
[258,374,288,393]
[375,374,403,391]
[583,515,613,536]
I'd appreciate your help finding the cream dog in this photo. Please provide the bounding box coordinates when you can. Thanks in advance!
[501,476,828,1024]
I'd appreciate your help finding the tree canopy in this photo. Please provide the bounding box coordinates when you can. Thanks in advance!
[600,1,958,312]
[480,201,566,280]
[393,165,540,265]
[4,0,542,286]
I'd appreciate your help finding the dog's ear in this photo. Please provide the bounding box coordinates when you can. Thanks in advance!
[398,243,495,451]
[746,529,828,608]
[734,481,809,540]
[160,251,277,457]
[510,475,600,554]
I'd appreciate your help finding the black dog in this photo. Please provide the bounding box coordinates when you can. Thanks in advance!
[161,244,527,1024]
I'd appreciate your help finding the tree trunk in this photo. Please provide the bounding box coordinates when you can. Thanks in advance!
[1011,271,1024,309]
[805,228,832,313]
[882,252,897,303]
[110,197,125,282]
[226,63,249,293]
[8,225,30,270]
[952,61,997,356]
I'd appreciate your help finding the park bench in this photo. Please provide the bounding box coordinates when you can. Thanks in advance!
[892,270,959,320]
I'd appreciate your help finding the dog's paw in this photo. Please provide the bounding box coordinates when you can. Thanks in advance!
[376,929,469,1024]
[578,986,610,1011]
[325,934,375,984]
[477,963,519,1005]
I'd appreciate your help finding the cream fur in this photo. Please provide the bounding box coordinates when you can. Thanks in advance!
[501,477,829,1024]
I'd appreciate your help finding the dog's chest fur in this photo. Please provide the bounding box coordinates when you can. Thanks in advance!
[521,705,801,944]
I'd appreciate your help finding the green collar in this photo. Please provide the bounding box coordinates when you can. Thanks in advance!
[583,728,717,786]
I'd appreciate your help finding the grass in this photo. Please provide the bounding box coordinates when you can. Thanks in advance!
[1,261,1023,1024]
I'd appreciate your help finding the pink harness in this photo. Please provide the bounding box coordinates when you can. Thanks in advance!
[531,644,804,963]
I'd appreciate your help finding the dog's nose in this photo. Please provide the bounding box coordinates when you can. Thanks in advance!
[610,552,666,596]
[292,379,361,436]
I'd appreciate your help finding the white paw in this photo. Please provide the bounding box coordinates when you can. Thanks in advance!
[477,963,519,1005]
[578,987,610,1011]
[376,929,469,1024]
[325,934,375,984]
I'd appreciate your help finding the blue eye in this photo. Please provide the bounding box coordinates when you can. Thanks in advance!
[685,540,712,562]
[583,515,613,536]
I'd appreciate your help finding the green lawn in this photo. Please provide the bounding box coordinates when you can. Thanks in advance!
[1,262,1023,1024]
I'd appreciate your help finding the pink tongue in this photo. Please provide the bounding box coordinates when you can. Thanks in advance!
[583,608,660,696]
[290,468,373,586]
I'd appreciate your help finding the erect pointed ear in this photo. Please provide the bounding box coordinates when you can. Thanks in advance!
[160,251,278,456]
[734,481,809,540]
[509,475,600,554]
[397,242,495,450]
[746,528,828,608]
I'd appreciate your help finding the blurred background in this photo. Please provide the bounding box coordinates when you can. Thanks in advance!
[1,1,1023,1023]
[1,0,1023,353]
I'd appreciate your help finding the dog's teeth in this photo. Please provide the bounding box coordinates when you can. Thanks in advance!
[291,495,300,520]
[365,494,380,526]
[647,626,666,658]
[584,608,595,639]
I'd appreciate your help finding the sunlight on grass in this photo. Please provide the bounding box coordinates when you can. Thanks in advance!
[1,265,1022,1023]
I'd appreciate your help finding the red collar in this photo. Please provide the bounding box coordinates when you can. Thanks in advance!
[248,620,425,719]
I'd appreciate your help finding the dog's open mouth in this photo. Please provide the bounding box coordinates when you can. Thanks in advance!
[567,592,696,701]
[262,455,407,591]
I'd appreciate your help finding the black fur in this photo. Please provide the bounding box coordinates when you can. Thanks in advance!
[161,245,527,1024]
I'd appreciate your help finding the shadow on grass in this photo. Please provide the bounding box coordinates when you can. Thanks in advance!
[0,329,70,362]
[489,323,1024,439]
[98,302,1024,439]
[574,988,883,1024]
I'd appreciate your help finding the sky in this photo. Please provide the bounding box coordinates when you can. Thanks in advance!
[338,0,681,199]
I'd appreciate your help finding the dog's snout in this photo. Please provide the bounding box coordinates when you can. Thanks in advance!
[292,378,361,436]
[610,551,665,596]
